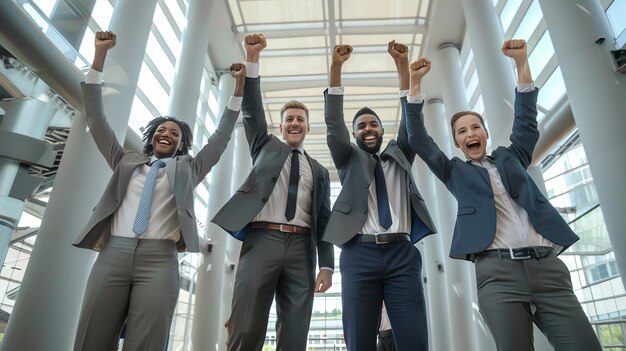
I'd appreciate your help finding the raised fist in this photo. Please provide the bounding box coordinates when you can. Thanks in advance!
[388,40,409,61]
[332,45,353,65]
[409,57,431,80]
[230,63,246,80]
[245,33,267,54]
[501,39,527,61]
[94,31,116,50]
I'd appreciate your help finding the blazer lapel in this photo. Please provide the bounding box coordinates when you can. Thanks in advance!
[166,157,177,193]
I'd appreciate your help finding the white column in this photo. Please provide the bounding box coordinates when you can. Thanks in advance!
[538,0,626,288]
[412,137,451,351]
[0,97,54,265]
[216,123,251,348]
[192,74,236,351]
[167,0,212,125]
[461,0,517,148]
[0,1,157,350]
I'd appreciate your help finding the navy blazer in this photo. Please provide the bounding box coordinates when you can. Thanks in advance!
[211,77,334,270]
[323,91,436,246]
[74,83,238,252]
[404,89,579,259]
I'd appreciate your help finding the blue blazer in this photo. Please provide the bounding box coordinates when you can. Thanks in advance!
[322,91,436,246]
[404,88,578,259]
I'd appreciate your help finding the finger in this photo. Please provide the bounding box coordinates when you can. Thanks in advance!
[388,40,395,51]
[501,40,511,51]
[395,43,408,53]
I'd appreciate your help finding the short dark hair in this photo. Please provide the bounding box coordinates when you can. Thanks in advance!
[352,106,382,129]
[142,116,193,157]
[281,100,309,121]
[450,111,485,134]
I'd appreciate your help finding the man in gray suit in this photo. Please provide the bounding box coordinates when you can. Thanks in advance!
[324,42,436,351]
[73,31,243,351]
[405,40,600,350]
[212,33,334,351]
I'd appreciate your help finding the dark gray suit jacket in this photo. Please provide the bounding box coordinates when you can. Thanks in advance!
[73,83,238,252]
[404,89,579,259]
[323,91,436,246]
[211,77,334,270]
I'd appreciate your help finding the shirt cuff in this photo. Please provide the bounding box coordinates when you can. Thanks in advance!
[245,62,259,78]
[517,81,535,93]
[319,267,334,274]
[407,94,425,104]
[85,68,103,84]
[327,86,344,95]
[228,96,242,111]
[399,89,409,98]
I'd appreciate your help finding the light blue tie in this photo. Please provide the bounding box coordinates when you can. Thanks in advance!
[132,160,166,237]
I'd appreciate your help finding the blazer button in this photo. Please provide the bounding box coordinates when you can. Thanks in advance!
[271,177,277,183]
[512,193,519,199]
[261,198,267,203]
[489,194,493,198]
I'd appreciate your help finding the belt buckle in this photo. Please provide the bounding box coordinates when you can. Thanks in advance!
[279,224,291,233]
[375,234,388,245]
[509,248,531,260]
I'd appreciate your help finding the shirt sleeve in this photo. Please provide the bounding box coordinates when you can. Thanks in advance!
[407,94,426,104]
[517,81,535,93]
[85,68,103,84]
[245,62,260,78]
[327,86,345,95]
[228,96,242,111]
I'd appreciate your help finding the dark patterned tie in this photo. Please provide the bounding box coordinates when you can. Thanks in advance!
[374,155,392,230]
[285,149,300,221]
[132,160,166,236]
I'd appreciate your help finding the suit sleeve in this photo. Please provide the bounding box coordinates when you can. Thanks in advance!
[396,95,416,164]
[316,167,334,270]
[404,100,453,184]
[242,76,272,160]
[506,88,540,169]
[81,83,125,170]
[191,106,238,183]
[324,90,352,168]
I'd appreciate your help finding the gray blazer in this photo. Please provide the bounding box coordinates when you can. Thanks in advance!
[404,89,579,259]
[73,83,238,253]
[323,91,436,246]
[211,77,334,270]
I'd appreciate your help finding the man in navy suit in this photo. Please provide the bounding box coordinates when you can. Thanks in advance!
[323,42,436,351]
[212,34,334,351]
[405,39,600,350]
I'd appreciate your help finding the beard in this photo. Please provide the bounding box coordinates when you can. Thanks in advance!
[355,135,383,154]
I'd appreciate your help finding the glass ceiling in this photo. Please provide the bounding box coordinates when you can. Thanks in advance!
[226,0,431,169]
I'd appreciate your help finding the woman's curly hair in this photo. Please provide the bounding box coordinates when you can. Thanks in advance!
[142,116,193,157]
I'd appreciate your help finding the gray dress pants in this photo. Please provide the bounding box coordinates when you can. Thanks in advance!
[74,237,180,351]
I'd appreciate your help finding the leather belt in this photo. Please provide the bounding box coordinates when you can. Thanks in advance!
[475,246,555,260]
[356,233,410,244]
[250,222,311,235]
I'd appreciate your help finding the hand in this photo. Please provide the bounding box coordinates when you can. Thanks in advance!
[230,63,246,80]
[410,57,431,80]
[244,33,266,63]
[314,270,333,293]
[388,40,409,62]
[94,31,116,51]
[501,39,528,62]
[332,45,352,66]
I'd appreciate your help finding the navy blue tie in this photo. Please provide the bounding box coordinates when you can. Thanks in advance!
[374,155,392,230]
[132,160,166,236]
[285,149,300,221]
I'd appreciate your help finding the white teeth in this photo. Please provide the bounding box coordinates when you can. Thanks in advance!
[365,135,376,140]
[158,139,171,145]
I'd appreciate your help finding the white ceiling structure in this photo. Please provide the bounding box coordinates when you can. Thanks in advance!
[204,0,465,177]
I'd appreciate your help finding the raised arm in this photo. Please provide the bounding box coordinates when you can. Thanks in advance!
[502,39,539,168]
[405,58,454,184]
[191,63,245,181]
[388,40,414,161]
[241,33,271,159]
[325,45,353,168]
[82,31,125,170]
